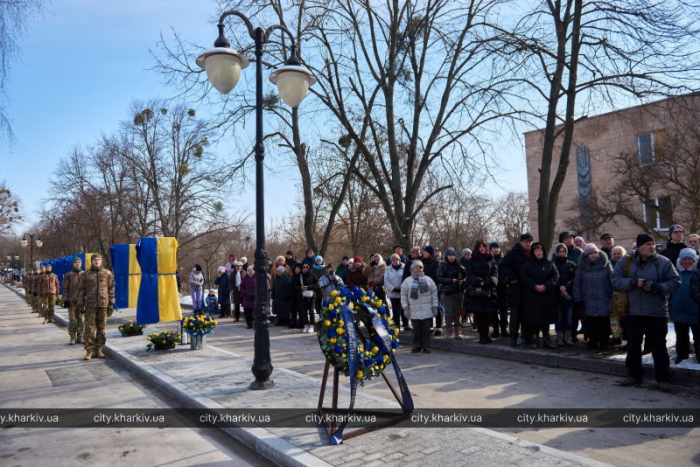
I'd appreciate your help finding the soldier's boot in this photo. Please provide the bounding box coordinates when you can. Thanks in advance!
[76,334,84,344]
[84,351,93,361]
[42,317,48,324]
[95,348,106,359]
[69,334,76,345]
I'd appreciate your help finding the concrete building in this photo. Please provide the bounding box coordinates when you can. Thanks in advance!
[524,93,700,250]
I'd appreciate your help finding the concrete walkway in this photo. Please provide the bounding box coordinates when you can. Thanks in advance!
[2,283,609,467]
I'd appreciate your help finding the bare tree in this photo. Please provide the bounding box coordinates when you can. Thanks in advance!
[0,179,21,234]
[500,0,700,248]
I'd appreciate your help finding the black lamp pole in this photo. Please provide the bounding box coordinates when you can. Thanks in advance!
[210,11,303,390]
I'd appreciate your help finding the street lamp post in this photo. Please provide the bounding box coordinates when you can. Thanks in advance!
[20,234,43,268]
[197,10,316,390]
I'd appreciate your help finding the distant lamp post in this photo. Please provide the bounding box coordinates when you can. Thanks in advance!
[20,234,42,267]
[196,10,316,390]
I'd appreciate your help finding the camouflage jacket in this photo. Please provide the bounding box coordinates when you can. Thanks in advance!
[62,270,83,304]
[78,267,115,308]
[31,274,41,294]
[38,272,60,295]
[24,274,33,293]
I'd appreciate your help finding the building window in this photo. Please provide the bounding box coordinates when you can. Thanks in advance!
[637,130,667,166]
[642,196,673,231]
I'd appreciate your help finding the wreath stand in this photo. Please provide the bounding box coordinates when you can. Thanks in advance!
[316,319,413,443]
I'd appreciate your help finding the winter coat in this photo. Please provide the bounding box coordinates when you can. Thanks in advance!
[669,260,698,324]
[311,264,326,282]
[189,270,204,291]
[346,263,368,289]
[436,259,467,296]
[464,251,498,314]
[292,271,319,302]
[402,257,423,282]
[500,243,530,308]
[363,255,387,288]
[661,242,687,266]
[554,256,577,302]
[318,273,345,301]
[39,272,60,295]
[272,273,291,318]
[336,263,349,283]
[492,254,509,310]
[690,269,700,307]
[423,257,440,283]
[302,256,316,269]
[611,252,681,318]
[384,263,406,299]
[239,274,257,308]
[216,272,231,305]
[62,270,83,305]
[400,275,439,320]
[573,253,613,317]
[78,267,115,308]
[520,253,559,325]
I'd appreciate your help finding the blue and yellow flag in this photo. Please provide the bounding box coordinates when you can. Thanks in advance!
[110,245,141,309]
[135,237,182,325]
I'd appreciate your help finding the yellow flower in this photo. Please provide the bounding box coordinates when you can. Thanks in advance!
[361,296,369,302]
[324,320,331,327]
[349,302,354,309]
[146,336,151,341]
[213,320,218,325]
[161,340,166,344]
[331,290,339,297]
[372,346,379,353]
[335,297,342,304]
[357,370,364,379]
[337,328,345,335]
[357,344,364,353]
[328,304,335,311]
[338,320,344,327]
[394,328,400,335]
[384,355,390,362]
[330,338,336,344]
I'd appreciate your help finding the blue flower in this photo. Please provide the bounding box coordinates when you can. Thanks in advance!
[375,355,383,364]
[328,310,337,319]
[364,358,374,367]
[334,345,343,354]
[381,318,388,327]
[328,329,337,338]
[339,286,351,298]
[391,340,400,348]
[322,300,330,308]
[378,306,387,314]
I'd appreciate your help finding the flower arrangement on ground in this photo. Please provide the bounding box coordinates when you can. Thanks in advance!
[146,330,181,351]
[317,286,400,384]
[118,321,146,337]
[55,295,65,307]
[181,315,218,335]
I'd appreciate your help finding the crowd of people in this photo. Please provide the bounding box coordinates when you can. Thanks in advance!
[193,226,700,391]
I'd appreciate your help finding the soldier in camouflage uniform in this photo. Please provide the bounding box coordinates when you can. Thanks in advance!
[78,254,114,360]
[25,269,33,309]
[22,270,30,305]
[62,257,85,345]
[39,264,60,324]
[30,269,39,313]
[35,266,46,317]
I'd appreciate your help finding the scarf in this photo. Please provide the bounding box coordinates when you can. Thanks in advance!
[72,267,81,273]
[313,264,325,271]
[235,270,242,287]
[392,263,402,270]
[410,273,429,299]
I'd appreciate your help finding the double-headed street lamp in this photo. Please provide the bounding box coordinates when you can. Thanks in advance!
[196,10,316,390]
[20,234,43,268]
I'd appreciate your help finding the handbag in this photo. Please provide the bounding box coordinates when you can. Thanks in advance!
[610,255,633,318]
[301,275,314,298]
[467,285,491,299]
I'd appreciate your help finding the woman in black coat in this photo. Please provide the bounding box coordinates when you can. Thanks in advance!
[464,240,499,344]
[291,263,320,334]
[520,243,559,349]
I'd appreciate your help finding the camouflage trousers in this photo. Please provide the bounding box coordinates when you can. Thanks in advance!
[68,306,84,338]
[84,307,107,353]
[42,294,56,320]
[36,294,46,316]
[30,294,37,312]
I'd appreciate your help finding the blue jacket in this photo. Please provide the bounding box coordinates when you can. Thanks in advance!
[669,260,698,324]
[215,272,231,304]
[573,253,613,317]
[611,252,680,318]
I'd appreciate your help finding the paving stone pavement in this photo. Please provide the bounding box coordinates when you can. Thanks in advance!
[4,284,610,466]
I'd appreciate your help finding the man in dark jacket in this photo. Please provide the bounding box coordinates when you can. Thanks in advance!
[600,233,616,260]
[489,242,509,337]
[661,224,687,267]
[421,245,442,335]
[612,232,681,392]
[499,233,533,347]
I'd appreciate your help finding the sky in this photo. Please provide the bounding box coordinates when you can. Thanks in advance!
[2,0,529,235]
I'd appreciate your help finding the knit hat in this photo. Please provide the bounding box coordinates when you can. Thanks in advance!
[353,256,362,264]
[583,243,599,256]
[241,256,248,263]
[195,263,202,271]
[636,232,655,247]
[669,224,684,236]
[558,230,574,243]
[461,248,472,256]
[555,243,568,254]
[286,250,294,256]
[73,257,82,265]
[315,255,324,264]
[424,245,436,256]
[574,236,584,244]
[276,266,286,274]
[217,266,225,273]
[276,255,285,263]
[342,255,349,261]
[489,241,500,250]
[678,248,698,262]
[520,233,534,241]
[445,247,457,257]
[410,261,424,272]
[410,246,421,255]
[91,253,103,261]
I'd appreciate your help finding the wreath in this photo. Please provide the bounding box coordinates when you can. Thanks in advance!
[317,286,400,384]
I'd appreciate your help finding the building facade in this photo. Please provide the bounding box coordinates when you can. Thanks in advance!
[525,94,700,250]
